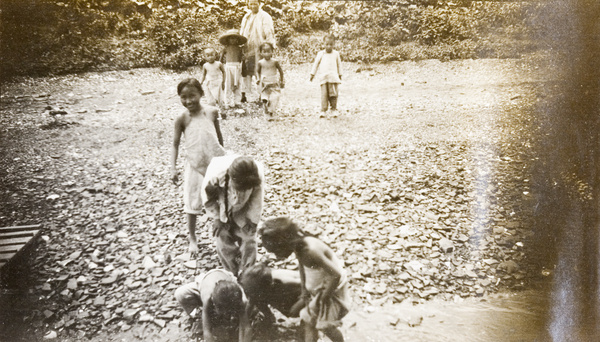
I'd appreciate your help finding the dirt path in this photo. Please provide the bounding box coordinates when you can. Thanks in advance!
[0,58,549,341]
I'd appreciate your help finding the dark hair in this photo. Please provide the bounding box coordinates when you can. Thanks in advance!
[260,217,304,244]
[239,263,272,304]
[177,78,203,96]
[229,156,261,190]
[324,34,336,42]
[259,42,274,53]
[211,280,245,319]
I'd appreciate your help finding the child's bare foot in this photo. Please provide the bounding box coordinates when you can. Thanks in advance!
[189,238,199,254]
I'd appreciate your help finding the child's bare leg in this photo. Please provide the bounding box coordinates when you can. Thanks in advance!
[304,323,319,342]
[320,84,329,112]
[329,96,338,111]
[262,99,269,115]
[323,327,344,342]
[187,213,199,254]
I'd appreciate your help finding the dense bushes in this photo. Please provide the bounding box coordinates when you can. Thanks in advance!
[0,0,546,79]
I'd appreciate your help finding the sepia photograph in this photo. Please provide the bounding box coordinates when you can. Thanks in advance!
[1,0,599,341]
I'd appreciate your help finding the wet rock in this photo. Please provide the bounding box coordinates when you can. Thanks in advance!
[498,260,519,274]
[43,331,58,340]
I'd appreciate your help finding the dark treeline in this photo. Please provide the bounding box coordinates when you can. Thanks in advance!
[1,0,548,79]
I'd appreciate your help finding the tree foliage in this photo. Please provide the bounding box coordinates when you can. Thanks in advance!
[0,0,545,78]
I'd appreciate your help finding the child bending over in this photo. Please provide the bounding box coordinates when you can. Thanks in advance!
[201,47,226,107]
[260,217,350,342]
[175,269,251,342]
[310,34,342,117]
[257,42,284,116]
[171,78,225,253]
[239,262,302,323]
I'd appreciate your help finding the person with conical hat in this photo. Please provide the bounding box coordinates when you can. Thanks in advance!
[239,0,275,103]
[219,29,247,108]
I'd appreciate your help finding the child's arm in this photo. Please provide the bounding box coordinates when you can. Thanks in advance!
[276,60,285,88]
[297,261,310,309]
[219,62,226,90]
[170,115,185,184]
[256,60,262,86]
[336,51,343,81]
[238,305,252,342]
[202,300,216,342]
[200,65,207,85]
[309,51,323,82]
[210,108,224,147]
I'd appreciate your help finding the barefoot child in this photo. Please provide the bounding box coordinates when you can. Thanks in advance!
[260,217,350,342]
[219,29,247,108]
[171,78,225,253]
[175,268,251,342]
[256,42,284,116]
[310,35,342,117]
[201,155,264,275]
[200,48,226,107]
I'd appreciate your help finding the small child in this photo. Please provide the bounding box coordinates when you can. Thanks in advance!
[200,48,226,107]
[260,217,350,342]
[256,42,284,116]
[219,29,247,108]
[310,34,342,117]
[171,78,225,254]
[239,263,302,322]
[175,268,251,342]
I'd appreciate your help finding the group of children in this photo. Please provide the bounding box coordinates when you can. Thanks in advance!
[200,31,342,117]
[169,32,349,342]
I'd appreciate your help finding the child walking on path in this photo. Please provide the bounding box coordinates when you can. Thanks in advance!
[174,268,252,342]
[171,78,225,254]
[201,48,226,107]
[260,217,350,342]
[257,42,284,116]
[201,155,264,276]
[219,30,247,108]
[310,35,342,117]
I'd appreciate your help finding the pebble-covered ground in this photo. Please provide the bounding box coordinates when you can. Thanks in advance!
[0,58,550,341]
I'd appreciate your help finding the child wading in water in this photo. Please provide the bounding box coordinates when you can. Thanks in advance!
[260,217,350,342]
[171,78,225,253]
[310,34,342,118]
[256,42,284,116]
[200,48,226,108]
[219,29,247,108]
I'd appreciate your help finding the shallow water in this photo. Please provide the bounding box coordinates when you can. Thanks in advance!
[343,291,549,342]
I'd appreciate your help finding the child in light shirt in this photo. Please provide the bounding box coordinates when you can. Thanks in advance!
[310,35,342,117]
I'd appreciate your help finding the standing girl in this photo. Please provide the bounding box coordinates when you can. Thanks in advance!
[257,42,284,116]
[200,48,226,107]
[171,78,225,253]
[310,34,343,117]
[260,217,350,342]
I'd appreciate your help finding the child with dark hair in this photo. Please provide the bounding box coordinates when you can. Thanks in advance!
[200,47,226,107]
[172,78,225,254]
[310,34,342,118]
[260,217,350,342]
[257,42,284,116]
[175,269,251,342]
[201,155,264,275]
[239,263,302,322]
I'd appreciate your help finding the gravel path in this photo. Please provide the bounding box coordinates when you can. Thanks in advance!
[0,58,547,341]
